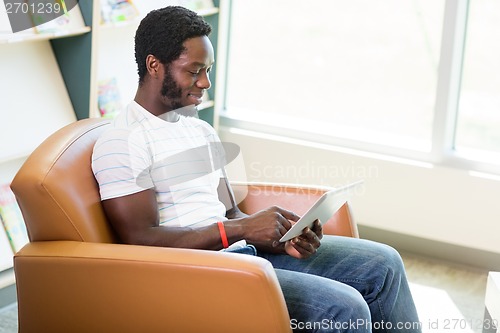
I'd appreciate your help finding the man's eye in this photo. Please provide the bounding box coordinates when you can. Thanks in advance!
[189,71,199,75]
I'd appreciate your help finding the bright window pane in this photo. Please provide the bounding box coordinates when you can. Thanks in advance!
[226,0,445,151]
[455,0,500,160]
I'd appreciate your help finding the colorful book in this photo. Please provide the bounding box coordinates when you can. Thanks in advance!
[0,183,29,253]
[101,0,139,24]
[0,226,14,271]
[32,0,87,34]
[97,77,123,118]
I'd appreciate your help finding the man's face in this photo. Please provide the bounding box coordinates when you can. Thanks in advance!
[160,36,214,110]
[160,66,183,110]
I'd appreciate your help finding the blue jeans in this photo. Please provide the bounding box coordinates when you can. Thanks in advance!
[258,236,422,333]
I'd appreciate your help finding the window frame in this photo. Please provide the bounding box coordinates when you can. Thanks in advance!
[215,0,500,176]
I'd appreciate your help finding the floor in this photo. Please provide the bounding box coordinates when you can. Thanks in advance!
[0,252,489,333]
[0,303,16,333]
[402,251,489,333]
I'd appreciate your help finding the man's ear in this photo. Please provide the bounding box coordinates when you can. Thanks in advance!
[145,54,161,78]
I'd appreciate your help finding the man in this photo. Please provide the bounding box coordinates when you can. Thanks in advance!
[92,6,421,332]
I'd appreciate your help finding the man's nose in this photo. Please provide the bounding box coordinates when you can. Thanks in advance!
[196,71,211,90]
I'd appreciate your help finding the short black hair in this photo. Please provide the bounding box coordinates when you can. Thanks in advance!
[134,6,212,84]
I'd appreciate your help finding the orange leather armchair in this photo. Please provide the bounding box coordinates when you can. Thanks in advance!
[11,118,358,333]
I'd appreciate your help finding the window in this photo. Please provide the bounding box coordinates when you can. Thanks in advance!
[220,0,500,172]
[454,0,500,160]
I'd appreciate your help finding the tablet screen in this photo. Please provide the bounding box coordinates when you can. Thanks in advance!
[279,180,363,242]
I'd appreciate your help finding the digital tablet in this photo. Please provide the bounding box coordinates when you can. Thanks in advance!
[279,180,364,242]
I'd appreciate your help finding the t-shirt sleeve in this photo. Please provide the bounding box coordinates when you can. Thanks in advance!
[91,128,154,200]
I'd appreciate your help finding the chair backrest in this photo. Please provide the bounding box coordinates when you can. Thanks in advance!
[11,118,117,243]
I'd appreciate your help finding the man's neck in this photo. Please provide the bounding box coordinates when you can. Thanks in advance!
[134,87,173,117]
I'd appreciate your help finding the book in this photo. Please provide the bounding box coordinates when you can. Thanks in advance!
[100,0,139,24]
[97,77,123,118]
[0,183,29,253]
[0,0,88,43]
[33,0,87,34]
[0,226,14,271]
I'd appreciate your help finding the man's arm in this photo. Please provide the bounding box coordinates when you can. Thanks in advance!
[101,187,298,251]
[102,189,223,249]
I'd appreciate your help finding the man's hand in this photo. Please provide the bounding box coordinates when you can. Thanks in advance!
[284,220,323,259]
[236,206,300,248]
[232,208,323,259]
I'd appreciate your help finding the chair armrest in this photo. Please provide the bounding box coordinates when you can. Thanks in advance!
[14,241,291,333]
[231,182,359,238]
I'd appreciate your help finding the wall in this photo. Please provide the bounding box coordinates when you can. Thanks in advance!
[220,127,500,259]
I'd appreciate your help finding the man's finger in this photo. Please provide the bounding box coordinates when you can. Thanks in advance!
[299,227,321,248]
[276,207,300,222]
[311,219,323,239]
[291,237,316,256]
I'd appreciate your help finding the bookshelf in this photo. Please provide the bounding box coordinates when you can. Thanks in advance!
[91,0,220,123]
[41,0,220,123]
[0,26,90,43]
[58,0,220,122]
[0,3,87,282]
[0,2,88,288]
[0,0,222,305]
[0,159,25,275]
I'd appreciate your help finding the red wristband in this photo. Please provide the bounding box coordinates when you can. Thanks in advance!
[217,221,229,249]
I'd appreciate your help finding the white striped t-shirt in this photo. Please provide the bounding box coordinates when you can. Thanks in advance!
[91,101,227,228]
